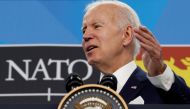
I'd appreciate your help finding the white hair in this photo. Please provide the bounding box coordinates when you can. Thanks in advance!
[84,0,141,58]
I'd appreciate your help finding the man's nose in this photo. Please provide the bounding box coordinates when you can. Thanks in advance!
[83,34,93,42]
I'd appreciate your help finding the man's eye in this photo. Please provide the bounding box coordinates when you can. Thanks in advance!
[94,25,101,29]
[82,29,86,34]
[82,27,86,34]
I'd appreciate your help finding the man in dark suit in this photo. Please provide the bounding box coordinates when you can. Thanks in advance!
[81,0,190,104]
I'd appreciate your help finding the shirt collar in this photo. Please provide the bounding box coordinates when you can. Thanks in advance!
[100,61,137,93]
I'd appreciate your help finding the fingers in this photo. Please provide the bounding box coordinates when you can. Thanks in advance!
[139,26,155,40]
[134,26,165,76]
[134,26,159,45]
[133,26,161,56]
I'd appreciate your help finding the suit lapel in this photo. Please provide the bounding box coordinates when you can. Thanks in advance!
[119,67,147,103]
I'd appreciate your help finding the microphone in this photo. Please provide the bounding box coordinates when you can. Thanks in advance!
[99,74,117,91]
[65,73,84,92]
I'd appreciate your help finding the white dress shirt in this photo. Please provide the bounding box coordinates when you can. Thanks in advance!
[100,61,137,93]
[100,60,175,93]
[147,65,175,91]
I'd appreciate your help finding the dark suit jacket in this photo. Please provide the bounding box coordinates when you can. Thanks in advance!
[119,67,190,104]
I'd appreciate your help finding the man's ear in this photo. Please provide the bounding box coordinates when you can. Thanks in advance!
[122,25,133,46]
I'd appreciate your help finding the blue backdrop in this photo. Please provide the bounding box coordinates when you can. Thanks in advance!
[0,0,189,45]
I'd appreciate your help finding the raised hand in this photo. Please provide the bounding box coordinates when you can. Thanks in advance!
[134,26,166,76]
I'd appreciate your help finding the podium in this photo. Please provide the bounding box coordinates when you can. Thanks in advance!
[58,84,128,109]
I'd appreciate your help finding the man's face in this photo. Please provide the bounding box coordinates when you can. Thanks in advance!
[82,5,125,67]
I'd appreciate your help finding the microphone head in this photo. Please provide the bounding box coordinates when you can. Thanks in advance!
[99,74,117,91]
[65,73,84,92]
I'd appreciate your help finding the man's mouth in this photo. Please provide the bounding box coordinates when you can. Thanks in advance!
[86,45,98,52]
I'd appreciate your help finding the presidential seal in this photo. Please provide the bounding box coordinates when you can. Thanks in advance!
[57,84,128,109]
